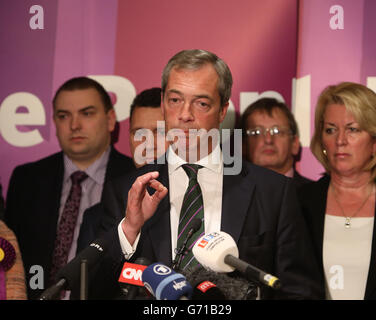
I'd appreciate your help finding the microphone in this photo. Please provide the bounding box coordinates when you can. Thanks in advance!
[142,262,192,300]
[192,280,226,300]
[39,238,108,300]
[172,218,202,271]
[182,265,259,300]
[118,257,150,300]
[192,231,281,290]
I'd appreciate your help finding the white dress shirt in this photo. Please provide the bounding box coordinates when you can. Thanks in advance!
[118,144,223,260]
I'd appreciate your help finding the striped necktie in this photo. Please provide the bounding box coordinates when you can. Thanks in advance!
[177,164,205,271]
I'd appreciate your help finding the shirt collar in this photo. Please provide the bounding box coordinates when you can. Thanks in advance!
[167,143,223,175]
[284,167,294,178]
[63,146,111,185]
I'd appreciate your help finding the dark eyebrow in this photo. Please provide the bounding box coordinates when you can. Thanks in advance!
[79,106,96,112]
[55,105,96,114]
[166,89,183,96]
[54,108,69,113]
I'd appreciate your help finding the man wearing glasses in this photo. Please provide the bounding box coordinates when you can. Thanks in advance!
[241,97,312,188]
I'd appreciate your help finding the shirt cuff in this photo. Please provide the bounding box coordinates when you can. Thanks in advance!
[117,218,141,260]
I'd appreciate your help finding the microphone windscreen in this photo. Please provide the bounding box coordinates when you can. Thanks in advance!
[134,257,151,266]
[192,281,226,300]
[190,218,202,233]
[142,263,192,300]
[192,231,238,272]
[56,238,108,289]
[183,265,259,300]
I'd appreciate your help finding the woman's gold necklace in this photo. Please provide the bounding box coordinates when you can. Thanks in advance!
[331,184,374,229]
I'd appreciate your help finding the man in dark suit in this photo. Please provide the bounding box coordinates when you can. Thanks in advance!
[128,87,167,168]
[4,77,134,299]
[87,50,323,300]
[241,97,312,189]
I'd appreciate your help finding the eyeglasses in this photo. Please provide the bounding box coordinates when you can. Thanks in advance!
[245,126,292,138]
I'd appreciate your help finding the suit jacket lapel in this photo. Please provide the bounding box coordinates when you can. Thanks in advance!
[365,202,376,299]
[309,176,329,269]
[44,153,65,267]
[221,163,255,243]
[103,146,135,183]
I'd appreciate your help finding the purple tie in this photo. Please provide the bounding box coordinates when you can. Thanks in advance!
[49,171,88,284]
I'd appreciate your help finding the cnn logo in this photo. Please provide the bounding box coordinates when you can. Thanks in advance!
[122,268,143,281]
[118,262,147,286]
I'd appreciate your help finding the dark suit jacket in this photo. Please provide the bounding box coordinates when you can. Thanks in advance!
[87,159,324,300]
[292,169,313,189]
[4,147,134,299]
[298,175,376,299]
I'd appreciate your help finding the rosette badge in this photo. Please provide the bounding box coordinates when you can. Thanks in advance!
[0,237,16,300]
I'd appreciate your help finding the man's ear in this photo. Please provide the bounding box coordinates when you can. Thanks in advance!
[291,135,300,156]
[160,92,165,117]
[219,102,229,123]
[107,109,117,132]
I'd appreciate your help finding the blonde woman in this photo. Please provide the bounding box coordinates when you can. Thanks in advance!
[298,82,376,300]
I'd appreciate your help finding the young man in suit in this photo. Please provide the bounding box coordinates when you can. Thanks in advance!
[4,77,134,299]
[128,87,167,168]
[87,50,323,299]
[241,98,312,188]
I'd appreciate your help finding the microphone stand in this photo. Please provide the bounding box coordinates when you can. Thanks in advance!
[39,278,66,300]
[172,218,202,271]
[80,259,88,300]
[172,239,189,270]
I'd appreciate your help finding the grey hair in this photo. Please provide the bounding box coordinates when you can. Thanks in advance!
[161,49,233,107]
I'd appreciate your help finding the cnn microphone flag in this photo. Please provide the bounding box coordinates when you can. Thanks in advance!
[118,262,147,286]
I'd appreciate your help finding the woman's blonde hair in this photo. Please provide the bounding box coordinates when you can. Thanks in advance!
[310,82,376,180]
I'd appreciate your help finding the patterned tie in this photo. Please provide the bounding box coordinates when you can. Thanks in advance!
[49,171,88,285]
[177,164,205,271]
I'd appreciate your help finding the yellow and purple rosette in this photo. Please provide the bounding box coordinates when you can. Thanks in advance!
[0,237,16,300]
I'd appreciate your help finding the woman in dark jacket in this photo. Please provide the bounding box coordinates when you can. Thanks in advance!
[298,82,376,300]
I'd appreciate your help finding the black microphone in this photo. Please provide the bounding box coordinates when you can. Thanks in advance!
[39,238,108,300]
[183,265,259,300]
[224,255,282,290]
[172,218,202,271]
[192,281,226,300]
[118,257,151,300]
